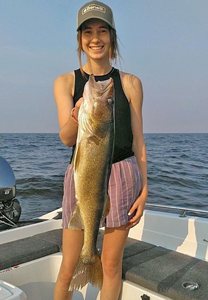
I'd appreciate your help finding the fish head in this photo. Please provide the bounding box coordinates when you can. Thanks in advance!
[85,75,114,124]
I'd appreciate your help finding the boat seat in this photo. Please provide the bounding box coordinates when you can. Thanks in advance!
[1,229,208,300]
[0,229,62,270]
[122,235,208,300]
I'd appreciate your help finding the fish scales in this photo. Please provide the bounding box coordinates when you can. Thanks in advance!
[69,75,114,290]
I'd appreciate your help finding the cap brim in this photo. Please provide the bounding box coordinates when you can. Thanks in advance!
[77,16,115,31]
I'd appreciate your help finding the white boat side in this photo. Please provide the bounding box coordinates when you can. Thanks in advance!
[130,209,208,261]
[0,253,172,300]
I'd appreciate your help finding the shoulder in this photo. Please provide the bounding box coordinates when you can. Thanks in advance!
[119,71,142,92]
[54,71,75,85]
[118,71,143,104]
[54,71,75,97]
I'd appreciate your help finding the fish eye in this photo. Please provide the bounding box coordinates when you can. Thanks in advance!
[108,98,114,105]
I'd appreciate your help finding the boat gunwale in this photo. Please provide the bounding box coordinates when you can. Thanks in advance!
[146,203,208,216]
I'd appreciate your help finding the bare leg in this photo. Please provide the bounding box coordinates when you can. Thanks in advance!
[54,228,84,300]
[100,225,129,300]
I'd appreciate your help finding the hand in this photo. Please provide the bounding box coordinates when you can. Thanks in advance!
[73,97,83,120]
[126,194,147,230]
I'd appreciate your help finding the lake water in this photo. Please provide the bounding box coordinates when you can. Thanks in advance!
[0,133,207,221]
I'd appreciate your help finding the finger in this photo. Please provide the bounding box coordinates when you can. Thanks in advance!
[128,203,137,216]
[128,216,137,224]
[126,219,140,230]
[76,97,83,108]
[126,219,139,229]
[129,212,143,223]
[127,214,141,225]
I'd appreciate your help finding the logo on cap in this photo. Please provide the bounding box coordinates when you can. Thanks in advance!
[82,4,106,15]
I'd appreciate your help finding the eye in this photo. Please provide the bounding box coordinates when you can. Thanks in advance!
[101,29,107,33]
[83,30,91,35]
[99,28,108,34]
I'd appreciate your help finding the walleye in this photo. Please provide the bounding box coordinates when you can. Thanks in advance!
[69,75,115,290]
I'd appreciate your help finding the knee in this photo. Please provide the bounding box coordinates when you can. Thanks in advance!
[57,263,74,287]
[101,257,122,279]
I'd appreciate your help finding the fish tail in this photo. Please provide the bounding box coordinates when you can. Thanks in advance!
[69,252,103,291]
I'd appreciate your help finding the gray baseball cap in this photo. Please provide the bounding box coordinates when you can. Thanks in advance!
[77,1,116,31]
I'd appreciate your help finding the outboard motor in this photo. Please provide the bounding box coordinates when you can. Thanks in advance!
[0,156,21,228]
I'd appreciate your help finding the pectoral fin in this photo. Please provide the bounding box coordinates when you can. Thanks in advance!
[87,135,100,145]
[102,195,110,220]
[72,143,81,172]
[68,202,83,230]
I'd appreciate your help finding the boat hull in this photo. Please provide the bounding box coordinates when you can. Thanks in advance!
[0,253,172,300]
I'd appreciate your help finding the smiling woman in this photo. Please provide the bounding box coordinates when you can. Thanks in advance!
[81,20,112,62]
[53,1,148,300]
[77,19,119,71]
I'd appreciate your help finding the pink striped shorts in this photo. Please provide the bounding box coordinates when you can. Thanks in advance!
[62,156,142,228]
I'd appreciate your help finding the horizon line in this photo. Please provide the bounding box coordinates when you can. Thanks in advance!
[1,132,208,135]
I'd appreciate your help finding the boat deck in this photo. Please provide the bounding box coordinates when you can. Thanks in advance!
[0,228,207,300]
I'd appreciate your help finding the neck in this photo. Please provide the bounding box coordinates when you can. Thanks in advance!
[83,58,112,76]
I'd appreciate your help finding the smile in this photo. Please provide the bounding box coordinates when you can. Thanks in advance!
[89,46,104,50]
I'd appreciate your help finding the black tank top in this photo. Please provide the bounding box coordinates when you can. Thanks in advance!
[71,68,134,164]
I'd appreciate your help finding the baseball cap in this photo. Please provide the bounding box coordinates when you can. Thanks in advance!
[77,1,116,31]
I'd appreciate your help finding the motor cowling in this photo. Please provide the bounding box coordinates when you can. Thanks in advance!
[0,156,21,228]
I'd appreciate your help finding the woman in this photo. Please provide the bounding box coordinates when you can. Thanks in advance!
[54,1,148,300]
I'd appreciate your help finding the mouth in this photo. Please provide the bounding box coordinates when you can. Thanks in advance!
[89,46,104,51]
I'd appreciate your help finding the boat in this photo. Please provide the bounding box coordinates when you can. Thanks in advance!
[0,157,208,299]
[0,204,208,300]
[0,156,21,230]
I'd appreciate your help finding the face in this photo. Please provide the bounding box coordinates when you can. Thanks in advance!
[81,19,111,61]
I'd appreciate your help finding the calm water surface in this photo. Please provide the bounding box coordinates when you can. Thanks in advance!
[0,133,207,221]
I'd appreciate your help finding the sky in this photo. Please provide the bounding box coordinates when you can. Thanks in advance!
[1,0,208,133]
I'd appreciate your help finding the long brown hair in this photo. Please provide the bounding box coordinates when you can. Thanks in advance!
[77,25,120,75]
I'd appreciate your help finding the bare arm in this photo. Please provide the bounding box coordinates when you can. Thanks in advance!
[54,72,82,147]
[122,74,148,228]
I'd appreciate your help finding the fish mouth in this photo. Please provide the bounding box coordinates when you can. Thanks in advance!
[99,78,113,98]
[89,76,114,99]
[102,79,113,100]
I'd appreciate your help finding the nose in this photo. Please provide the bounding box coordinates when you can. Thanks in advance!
[91,32,100,42]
